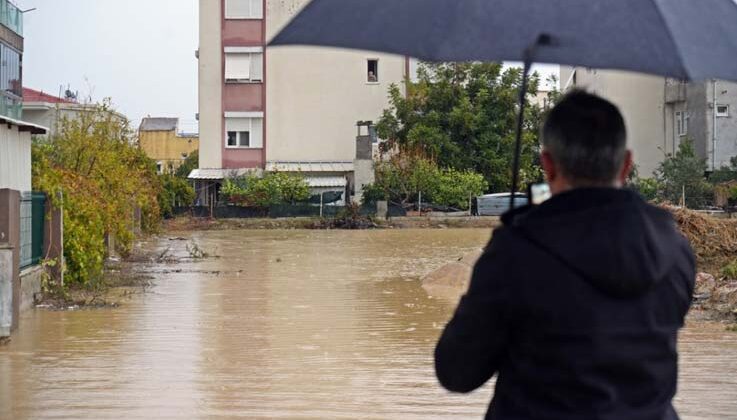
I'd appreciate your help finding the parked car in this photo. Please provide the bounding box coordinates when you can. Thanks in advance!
[476,193,528,216]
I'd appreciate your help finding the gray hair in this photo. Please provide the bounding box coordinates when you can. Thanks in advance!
[542,90,627,185]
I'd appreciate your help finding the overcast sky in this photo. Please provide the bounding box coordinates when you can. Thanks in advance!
[16,1,556,135]
[18,0,200,133]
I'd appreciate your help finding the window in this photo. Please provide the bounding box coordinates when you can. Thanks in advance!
[367,59,379,83]
[675,111,687,136]
[225,117,263,148]
[225,0,263,19]
[225,52,263,82]
[717,105,730,117]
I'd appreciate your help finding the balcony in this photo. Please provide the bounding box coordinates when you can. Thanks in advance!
[665,79,687,103]
[0,1,22,36]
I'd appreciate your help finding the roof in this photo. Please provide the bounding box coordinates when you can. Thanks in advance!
[188,168,263,180]
[22,87,77,104]
[305,176,347,188]
[266,161,354,172]
[0,114,48,135]
[140,118,178,132]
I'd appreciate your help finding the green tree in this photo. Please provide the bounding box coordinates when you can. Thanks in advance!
[366,154,487,210]
[376,62,545,192]
[32,100,161,285]
[655,140,712,208]
[175,150,199,179]
[220,172,310,207]
[158,174,196,218]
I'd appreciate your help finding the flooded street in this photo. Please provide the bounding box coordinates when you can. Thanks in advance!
[2,229,737,419]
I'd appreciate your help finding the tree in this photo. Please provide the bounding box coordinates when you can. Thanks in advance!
[655,140,712,208]
[32,100,161,285]
[158,174,196,218]
[376,62,545,192]
[220,172,310,207]
[365,154,487,210]
[175,150,199,179]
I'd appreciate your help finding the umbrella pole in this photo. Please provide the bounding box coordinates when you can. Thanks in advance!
[509,57,533,210]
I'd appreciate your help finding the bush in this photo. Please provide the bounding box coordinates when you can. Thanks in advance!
[158,174,195,217]
[221,172,310,207]
[655,140,713,208]
[32,100,161,285]
[368,154,487,210]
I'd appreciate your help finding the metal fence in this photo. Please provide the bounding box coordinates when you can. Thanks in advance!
[169,202,407,219]
[19,192,45,269]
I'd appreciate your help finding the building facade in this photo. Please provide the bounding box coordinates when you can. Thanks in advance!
[195,0,410,202]
[560,67,737,177]
[138,118,199,174]
[0,1,48,338]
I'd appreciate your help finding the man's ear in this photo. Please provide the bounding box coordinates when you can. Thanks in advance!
[541,151,557,183]
[618,150,634,185]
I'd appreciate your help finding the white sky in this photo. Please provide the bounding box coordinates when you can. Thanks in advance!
[18,0,200,133]
[16,1,558,134]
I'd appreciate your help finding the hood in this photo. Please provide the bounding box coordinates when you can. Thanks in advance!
[503,188,682,298]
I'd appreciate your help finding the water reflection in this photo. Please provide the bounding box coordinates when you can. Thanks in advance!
[1,229,735,419]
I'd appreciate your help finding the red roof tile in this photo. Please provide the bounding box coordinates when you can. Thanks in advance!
[22,87,77,104]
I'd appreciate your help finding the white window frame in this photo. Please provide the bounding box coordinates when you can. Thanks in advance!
[225,116,263,149]
[717,104,730,118]
[225,49,263,83]
[225,0,263,19]
[367,58,379,84]
[675,111,687,137]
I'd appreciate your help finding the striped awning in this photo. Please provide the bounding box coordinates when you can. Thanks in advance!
[266,161,354,173]
[305,176,347,188]
[188,168,263,180]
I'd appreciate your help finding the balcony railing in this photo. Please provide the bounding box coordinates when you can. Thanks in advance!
[0,1,22,36]
[0,94,22,119]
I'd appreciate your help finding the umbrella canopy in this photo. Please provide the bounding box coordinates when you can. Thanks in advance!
[271,0,737,82]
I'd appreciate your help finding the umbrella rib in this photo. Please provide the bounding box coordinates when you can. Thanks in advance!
[649,0,691,81]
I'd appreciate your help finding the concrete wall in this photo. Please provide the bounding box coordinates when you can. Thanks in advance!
[19,265,43,313]
[0,125,31,192]
[0,244,11,337]
[139,130,199,172]
[711,80,737,170]
[560,67,666,178]
[0,189,19,332]
[199,0,224,169]
[264,0,407,163]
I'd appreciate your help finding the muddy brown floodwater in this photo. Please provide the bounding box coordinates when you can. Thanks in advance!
[1,229,737,419]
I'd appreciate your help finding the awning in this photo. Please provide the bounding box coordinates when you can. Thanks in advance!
[266,161,354,172]
[305,176,347,188]
[0,115,48,135]
[188,168,263,180]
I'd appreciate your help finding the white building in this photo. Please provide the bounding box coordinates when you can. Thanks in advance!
[194,0,411,203]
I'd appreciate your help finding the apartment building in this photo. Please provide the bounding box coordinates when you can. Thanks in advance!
[193,0,410,203]
[561,67,737,177]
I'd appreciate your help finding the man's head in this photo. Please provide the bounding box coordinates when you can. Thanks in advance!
[541,90,632,194]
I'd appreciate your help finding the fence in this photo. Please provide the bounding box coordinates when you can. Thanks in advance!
[169,202,407,219]
[19,192,45,269]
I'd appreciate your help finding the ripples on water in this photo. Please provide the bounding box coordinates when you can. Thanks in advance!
[1,229,736,419]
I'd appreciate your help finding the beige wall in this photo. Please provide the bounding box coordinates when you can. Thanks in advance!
[199,0,223,169]
[560,67,667,178]
[139,130,199,172]
[265,0,407,163]
[0,125,32,192]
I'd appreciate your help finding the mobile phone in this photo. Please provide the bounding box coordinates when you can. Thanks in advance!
[528,183,551,205]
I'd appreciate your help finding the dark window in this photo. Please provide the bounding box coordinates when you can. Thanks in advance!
[227,131,238,147]
[239,131,250,147]
[367,59,378,82]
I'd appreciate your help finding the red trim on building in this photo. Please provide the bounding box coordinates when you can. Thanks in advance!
[220,0,267,169]
[22,87,76,104]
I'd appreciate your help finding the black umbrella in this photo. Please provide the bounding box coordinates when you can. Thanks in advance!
[270,0,737,206]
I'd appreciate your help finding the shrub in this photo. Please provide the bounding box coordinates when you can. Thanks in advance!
[221,172,310,207]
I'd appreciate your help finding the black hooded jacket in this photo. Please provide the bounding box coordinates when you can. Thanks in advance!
[435,188,695,420]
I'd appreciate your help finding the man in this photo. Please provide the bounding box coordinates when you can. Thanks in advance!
[435,91,695,420]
